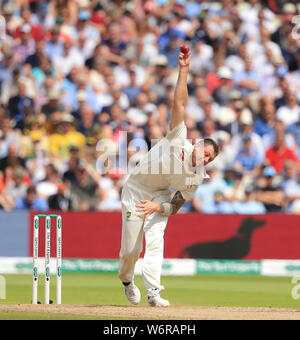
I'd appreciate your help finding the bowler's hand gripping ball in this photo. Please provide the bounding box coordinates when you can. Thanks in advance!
[180,45,189,54]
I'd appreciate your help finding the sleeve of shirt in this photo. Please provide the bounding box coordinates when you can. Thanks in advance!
[286,124,294,134]
[252,72,262,87]
[233,71,243,85]
[284,182,294,196]
[15,198,24,209]
[35,198,49,212]
[181,188,196,201]
[166,121,187,144]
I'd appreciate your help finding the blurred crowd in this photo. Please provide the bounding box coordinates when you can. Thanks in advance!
[0,0,300,214]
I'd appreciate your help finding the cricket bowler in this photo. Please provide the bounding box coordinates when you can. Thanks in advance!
[118,46,219,307]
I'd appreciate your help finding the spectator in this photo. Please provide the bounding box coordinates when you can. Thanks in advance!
[49,114,86,159]
[108,103,130,135]
[13,8,44,42]
[31,54,54,87]
[220,91,253,132]
[110,89,129,112]
[280,160,298,189]
[276,92,300,126]
[161,32,183,69]
[25,40,46,68]
[103,23,127,57]
[255,166,285,212]
[158,13,185,51]
[0,143,25,172]
[5,166,28,203]
[231,123,265,162]
[208,191,235,214]
[200,119,219,140]
[0,169,15,211]
[76,105,97,136]
[213,66,234,106]
[70,164,98,211]
[195,101,221,137]
[191,39,214,75]
[224,169,247,203]
[126,92,151,126]
[286,112,300,147]
[48,182,73,211]
[72,89,89,118]
[41,88,66,117]
[7,81,34,126]
[254,99,276,137]
[226,43,248,74]
[88,55,108,93]
[63,70,99,113]
[211,131,235,172]
[282,166,300,213]
[76,10,100,48]
[36,164,60,199]
[192,15,213,46]
[122,70,141,105]
[232,186,266,214]
[63,155,80,184]
[98,169,122,212]
[274,76,290,109]
[263,118,297,150]
[0,117,21,156]
[0,50,15,96]
[186,86,219,123]
[192,167,227,213]
[13,24,36,65]
[53,40,84,76]
[234,135,262,173]
[15,185,49,211]
[44,26,64,62]
[233,55,262,96]
[286,48,300,92]
[265,131,299,173]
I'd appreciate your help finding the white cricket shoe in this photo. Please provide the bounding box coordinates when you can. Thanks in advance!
[147,288,170,307]
[124,283,141,305]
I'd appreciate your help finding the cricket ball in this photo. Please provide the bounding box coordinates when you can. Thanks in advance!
[180,45,189,54]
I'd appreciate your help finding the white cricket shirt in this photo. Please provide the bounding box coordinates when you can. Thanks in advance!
[124,122,209,202]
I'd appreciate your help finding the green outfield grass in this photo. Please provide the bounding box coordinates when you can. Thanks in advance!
[0,274,299,319]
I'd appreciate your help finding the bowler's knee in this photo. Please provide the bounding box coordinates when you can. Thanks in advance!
[120,249,142,262]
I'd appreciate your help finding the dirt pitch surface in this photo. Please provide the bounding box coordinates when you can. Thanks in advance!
[1,304,300,320]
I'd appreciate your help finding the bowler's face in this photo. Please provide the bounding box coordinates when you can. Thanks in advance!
[192,143,216,167]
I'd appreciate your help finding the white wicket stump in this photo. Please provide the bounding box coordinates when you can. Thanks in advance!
[44,216,51,304]
[56,216,62,304]
[32,216,39,304]
[32,215,62,304]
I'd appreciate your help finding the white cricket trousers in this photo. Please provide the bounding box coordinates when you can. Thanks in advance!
[118,184,169,292]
